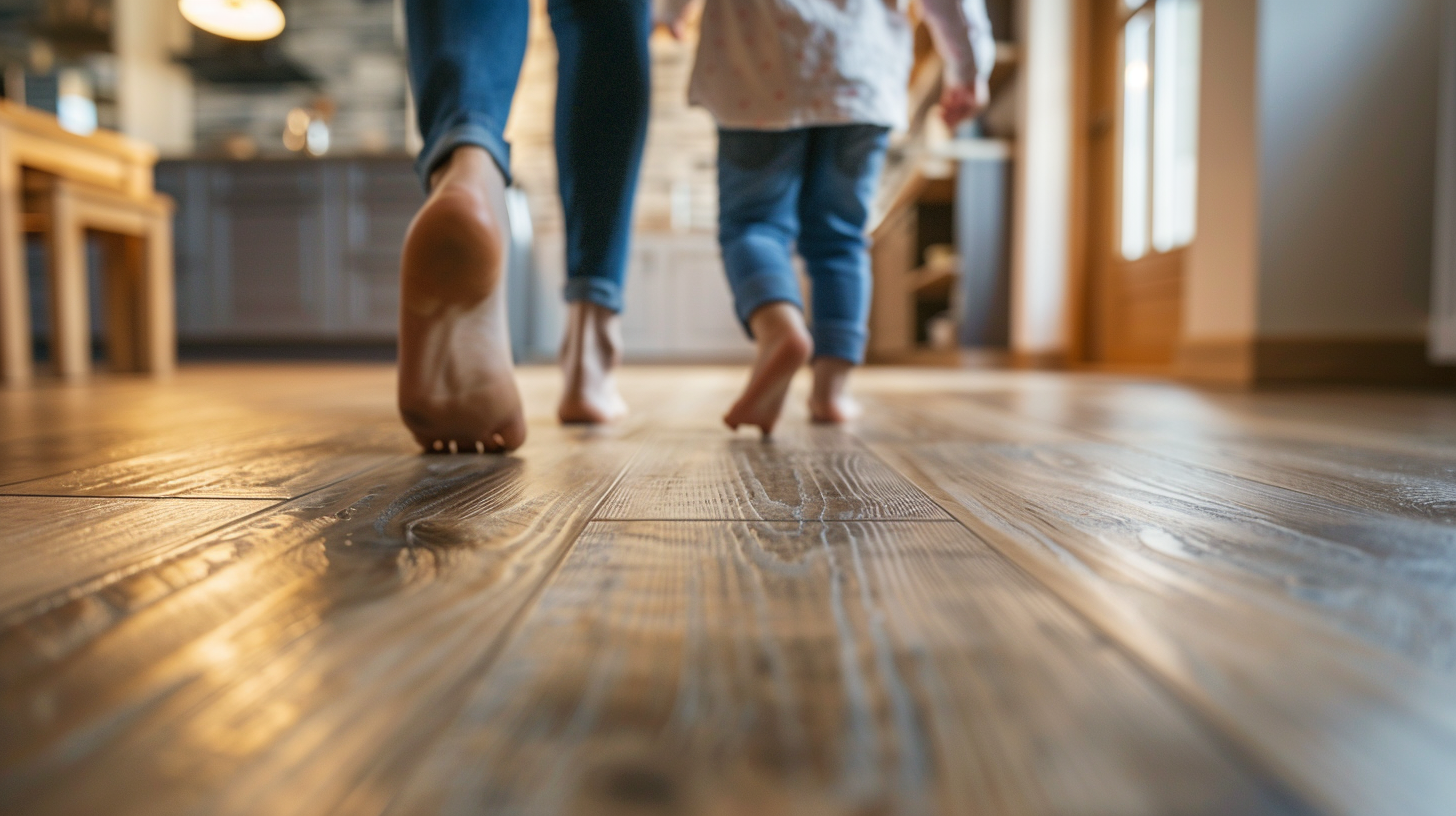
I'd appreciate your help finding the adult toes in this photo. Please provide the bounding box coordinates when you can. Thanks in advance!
[493,416,528,452]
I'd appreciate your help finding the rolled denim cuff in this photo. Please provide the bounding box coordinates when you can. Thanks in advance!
[563,275,625,314]
[811,317,867,365]
[731,273,804,338]
[415,117,513,191]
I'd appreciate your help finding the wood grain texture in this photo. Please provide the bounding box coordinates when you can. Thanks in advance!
[0,434,641,816]
[855,391,1082,445]
[0,496,272,617]
[2,424,408,498]
[600,431,950,521]
[964,383,1456,459]
[4,363,1456,816]
[864,388,1456,526]
[958,385,1456,524]
[0,365,411,487]
[869,439,1456,816]
[384,520,1307,816]
[1099,434,1456,526]
[0,427,184,488]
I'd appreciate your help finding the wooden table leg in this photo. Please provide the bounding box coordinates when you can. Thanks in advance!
[141,207,175,375]
[0,138,33,385]
[101,232,140,372]
[44,182,91,379]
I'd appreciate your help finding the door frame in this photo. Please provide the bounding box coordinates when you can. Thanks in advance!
[1068,0,1190,372]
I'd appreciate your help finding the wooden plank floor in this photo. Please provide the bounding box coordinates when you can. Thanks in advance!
[1,364,1453,816]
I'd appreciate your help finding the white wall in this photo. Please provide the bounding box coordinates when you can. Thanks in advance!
[1182,0,1260,342]
[114,0,195,154]
[1257,0,1441,337]
[1009,0,1074,357]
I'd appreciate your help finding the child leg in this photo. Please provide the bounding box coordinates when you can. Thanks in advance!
[727,303,813,436]
[716,128,815,437]
[796,125,891,423]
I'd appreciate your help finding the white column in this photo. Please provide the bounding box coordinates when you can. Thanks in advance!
[114,0,196,154]
[1009,0,1075,363]
[1181,0,1260,346]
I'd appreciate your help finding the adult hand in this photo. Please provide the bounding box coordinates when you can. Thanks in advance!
[940,78,991,129]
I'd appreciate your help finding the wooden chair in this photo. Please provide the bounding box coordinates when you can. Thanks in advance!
[22,171,175,378]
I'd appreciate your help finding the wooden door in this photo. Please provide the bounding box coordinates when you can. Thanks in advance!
[1083,0,1201,367]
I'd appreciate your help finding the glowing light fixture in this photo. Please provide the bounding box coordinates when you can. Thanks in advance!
[179,0,286,41]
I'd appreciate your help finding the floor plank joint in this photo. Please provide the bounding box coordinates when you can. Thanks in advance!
[1,364,1452,816]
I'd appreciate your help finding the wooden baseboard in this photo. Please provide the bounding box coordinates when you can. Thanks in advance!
[867,348,1009,368]
[1177,337,1256,388]
[1010,349,1067,370]
[1074,361,1177,378]
[1179,335,1456,388]
[1255,336,1456,387]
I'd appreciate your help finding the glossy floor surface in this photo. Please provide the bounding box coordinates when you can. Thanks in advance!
[1,364,1454,816]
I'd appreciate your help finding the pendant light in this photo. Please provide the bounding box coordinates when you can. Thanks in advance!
[179,0,286,41]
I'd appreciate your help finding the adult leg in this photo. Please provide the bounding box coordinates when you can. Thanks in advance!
[796,125,891,423]
[550,0,653,423]
[716,128,814,437]
[397,0,530,453]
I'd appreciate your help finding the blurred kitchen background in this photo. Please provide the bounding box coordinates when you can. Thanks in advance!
[3,0,1451,383]
[1,0,1025,366]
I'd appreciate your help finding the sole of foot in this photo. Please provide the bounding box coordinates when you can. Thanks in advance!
[558,301,628,424]
[724,304,813,438]
[397,147,526,454]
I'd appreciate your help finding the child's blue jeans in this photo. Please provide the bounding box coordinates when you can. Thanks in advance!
[405,0,652,314]
[717,125,890,365]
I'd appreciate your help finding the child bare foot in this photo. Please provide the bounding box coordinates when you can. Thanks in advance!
[397,146,526,454]
[558,301,628,424]
[724,303,813,437]
[808,356,862,423]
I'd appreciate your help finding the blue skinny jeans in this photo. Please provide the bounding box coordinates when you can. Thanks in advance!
[717,125,891,365]
[405,0,651,313]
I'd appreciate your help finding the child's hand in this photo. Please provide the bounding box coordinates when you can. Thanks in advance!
[940,78,991,128]
[654,0,694,40]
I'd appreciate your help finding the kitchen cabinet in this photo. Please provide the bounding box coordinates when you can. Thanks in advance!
[158,158,750,362]
[527,233,751,363]
[156,157,422,342]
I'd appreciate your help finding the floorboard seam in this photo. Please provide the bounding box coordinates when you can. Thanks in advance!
[0,493,286,501]
[586,518,963,523]
[0,496,298,627]
[854,436,1326,816]
[0,456,419,628]
[374,436,655,814]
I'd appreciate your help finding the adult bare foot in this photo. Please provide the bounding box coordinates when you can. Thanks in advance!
[558,301,627,424]
[808,356,862,424]
[397,146,526,453]
[723,303,813,437]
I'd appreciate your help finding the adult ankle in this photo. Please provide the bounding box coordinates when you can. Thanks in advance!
[564,303,622,362]
[430,145,497,189]
[559,301,627,424]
